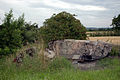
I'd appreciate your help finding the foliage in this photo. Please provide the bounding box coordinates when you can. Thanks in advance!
[0,10,39,55]
[0,52,120,80]
[111,14,120,35]
[22,22,39,44]
[87,27,112,31]
[40,11,87,44]
[0,10,24,55]
[0,42,120,80]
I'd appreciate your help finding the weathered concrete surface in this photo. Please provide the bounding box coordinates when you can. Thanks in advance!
[44,49,55,59]
[47,39,112,62]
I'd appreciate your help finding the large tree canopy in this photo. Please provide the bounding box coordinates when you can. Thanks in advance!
[40,11,87,44]
[111,14,120,35]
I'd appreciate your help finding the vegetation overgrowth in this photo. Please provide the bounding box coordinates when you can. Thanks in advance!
[0,10,87,55]
[39,11,87,45]
[0,47,120,80]
[0,10,120,80]
[0,10,39,55]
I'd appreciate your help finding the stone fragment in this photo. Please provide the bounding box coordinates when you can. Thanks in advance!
[44,49,55,59]
[26,47,36,57]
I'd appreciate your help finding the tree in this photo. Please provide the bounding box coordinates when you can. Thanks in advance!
[40,11,87,44]
[111,14,120,35]
[0,10,24,55]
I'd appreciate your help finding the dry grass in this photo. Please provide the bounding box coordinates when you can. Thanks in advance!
[88,36,120,45]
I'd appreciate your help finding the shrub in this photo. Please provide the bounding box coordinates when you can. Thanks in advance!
[0,10,24,55]
[40,11,87,44]
[0,10,39,55]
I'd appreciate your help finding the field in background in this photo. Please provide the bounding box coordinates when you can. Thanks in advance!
[86,31,114,34]
[88,36,120,45]
[86,31,115,37]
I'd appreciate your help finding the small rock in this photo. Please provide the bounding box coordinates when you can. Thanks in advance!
[13,53,24,63]
[26,47,36,57]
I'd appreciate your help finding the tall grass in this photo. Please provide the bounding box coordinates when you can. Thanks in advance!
[0,55,120,80]
[0,40,120,80]
[0,57,120,80]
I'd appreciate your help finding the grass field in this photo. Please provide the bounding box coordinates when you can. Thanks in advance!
[0,55,120,80]
[86,31,115,37]
[88,36,120,45]
[0,38,120,80]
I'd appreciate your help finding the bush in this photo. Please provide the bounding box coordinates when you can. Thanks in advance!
[40,11,87,44]
[0,10,39,55]
[0,10,24,55]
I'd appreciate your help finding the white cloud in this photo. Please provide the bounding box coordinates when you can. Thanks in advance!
[2,0,19,4]
[43,0,70,9]
[0,9,5,19]
[74,5,106,11]
[0,9,5,14]
[0,0,119,27]
[28,0,107,11]
[0,9,5,24]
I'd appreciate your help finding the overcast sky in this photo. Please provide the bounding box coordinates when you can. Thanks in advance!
[0,0,120,28]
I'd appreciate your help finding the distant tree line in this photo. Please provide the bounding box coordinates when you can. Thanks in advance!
[87,14,120,37]
[87,27,112,31]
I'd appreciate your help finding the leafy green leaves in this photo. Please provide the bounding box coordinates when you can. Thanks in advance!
[40,11,87,44]
[0,10,24,55]
[111,14,120,35]
[0,10,39,55]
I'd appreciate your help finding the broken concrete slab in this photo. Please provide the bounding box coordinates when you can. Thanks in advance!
[72,55,80,60]
[47,39,112,62]
[44,49,55,59]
